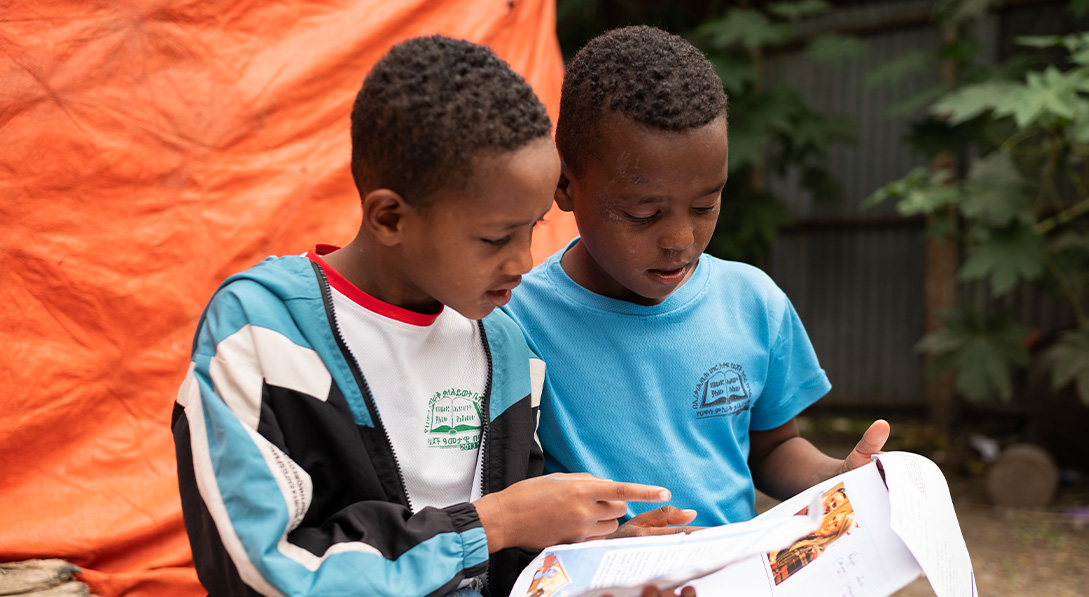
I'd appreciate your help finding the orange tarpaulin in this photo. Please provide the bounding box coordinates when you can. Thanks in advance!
[0,2,575,595]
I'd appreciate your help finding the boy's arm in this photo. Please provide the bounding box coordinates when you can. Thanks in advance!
[749,418,890,501]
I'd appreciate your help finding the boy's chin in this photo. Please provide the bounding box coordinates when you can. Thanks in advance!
[448,300,500,321]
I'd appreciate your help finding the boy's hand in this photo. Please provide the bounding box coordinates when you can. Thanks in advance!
[604,505,703,539]
[601,584,697,597]
[474,473,672,552]
[839,419,890,475]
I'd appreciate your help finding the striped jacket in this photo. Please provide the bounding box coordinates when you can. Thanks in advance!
[172,255,544,597]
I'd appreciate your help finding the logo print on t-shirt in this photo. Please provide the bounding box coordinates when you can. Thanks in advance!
[692,362,751,420]
[424,388,482,450]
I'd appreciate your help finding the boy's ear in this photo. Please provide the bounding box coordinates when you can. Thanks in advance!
[554,160,575,213]
[361,189,411,246]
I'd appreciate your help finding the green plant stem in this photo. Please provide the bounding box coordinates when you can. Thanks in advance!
[1041,253,1088,327]
[1039,131,1064,211]
[1000,126,1043,153]
[1066,168,1088,199]
[1034,196,1089,234]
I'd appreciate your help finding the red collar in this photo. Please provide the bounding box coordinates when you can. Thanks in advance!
[306,244,442,326]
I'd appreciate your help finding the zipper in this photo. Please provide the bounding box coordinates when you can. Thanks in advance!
[477,319,493,499]
[310,260,413,511]
[477,319,494,597]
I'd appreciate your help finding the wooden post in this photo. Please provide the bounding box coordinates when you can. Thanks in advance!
[923,27,962,431]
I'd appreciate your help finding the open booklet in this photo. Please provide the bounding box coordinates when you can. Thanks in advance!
[509,452,976,597]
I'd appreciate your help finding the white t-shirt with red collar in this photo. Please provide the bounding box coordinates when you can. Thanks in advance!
[306,245,487,513]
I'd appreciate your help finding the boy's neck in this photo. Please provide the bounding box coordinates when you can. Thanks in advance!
[320,237,443,315]
[561,241,686,307]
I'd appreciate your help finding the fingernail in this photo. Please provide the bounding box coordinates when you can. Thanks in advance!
[658,489,671,501]
[682,509,697,515]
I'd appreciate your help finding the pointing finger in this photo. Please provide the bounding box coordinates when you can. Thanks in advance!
[604,482,671,503]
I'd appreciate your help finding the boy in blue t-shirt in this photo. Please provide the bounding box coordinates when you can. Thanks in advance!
[503,26,890,531]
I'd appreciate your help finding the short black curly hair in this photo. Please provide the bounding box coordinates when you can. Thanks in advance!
[556,26,728,175]
[350,35,552,206]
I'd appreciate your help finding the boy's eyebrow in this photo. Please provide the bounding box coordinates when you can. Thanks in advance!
[494,217,540,230]
[489,207,553,230]
[626,180,728,204]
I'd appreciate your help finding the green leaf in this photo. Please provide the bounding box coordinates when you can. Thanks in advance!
[939,38,980,63]
[1046,231,1089,299]
[958,224,1045,295]
[1072,101,1089,143]
[865,50,934,88]
[804,34,866,65]
[1069,0,1089,20]
[768,0,831,21]
[898,185,962,217]
[916,309,1030,401]
[932,81,1019,125]
[1015,35,1063,49]
[744,86,806,134]
[886,85,950,118]
[698,9,791,51]
[779,110,854,158]
[1047,230,1089,253]
[904,115,988,159]
[799,165,844,205]
[724,122,765,173]
[960,152,1034,227]
[933,0,1001,26]
[1062,32,1089,54]
[706,186,791,264]
[1045,325,1089,405]
[861,167,958,213]
[708,52,756,93]
[1005,85,1048,128]
[992,66,1086,128]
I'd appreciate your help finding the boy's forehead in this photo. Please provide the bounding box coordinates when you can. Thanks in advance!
[586,114,727,175]
[600,112,725,156]
[566,113,728,210]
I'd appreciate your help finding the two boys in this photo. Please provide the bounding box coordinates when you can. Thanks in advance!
[172,36,672,597]
[174,25,887,597]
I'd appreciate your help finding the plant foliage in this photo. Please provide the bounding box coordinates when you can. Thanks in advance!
[866,28,1089,405]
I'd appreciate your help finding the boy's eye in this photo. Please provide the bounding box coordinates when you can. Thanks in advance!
[482,235,512,247]
[624,211,660,224]
[693,205,719,215]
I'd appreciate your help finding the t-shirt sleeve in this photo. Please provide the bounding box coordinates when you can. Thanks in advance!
[750,294,831,431]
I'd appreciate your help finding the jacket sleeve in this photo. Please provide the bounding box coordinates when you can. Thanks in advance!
[172,283,489,597]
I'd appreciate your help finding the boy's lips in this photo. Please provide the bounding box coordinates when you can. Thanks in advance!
[485,289,512,307]
[485,278,520,307]
[648,263,690,285]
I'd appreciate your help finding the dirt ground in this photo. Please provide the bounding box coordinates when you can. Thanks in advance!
[769,417,1089,597]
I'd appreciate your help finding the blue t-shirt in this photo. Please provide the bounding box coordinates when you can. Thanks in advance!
[503,242,831,525]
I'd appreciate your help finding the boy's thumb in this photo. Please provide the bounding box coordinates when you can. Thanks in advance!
[643,505,698,527]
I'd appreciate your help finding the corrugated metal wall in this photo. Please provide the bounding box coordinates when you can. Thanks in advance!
[760,0,1073,408]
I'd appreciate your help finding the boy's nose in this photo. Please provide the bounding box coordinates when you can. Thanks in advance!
[503,236,535,276]
[659,219,694,252]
